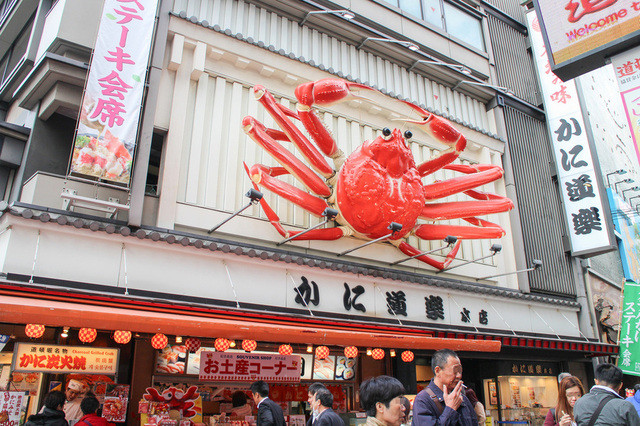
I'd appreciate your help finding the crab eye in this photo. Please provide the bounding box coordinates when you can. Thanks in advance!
[404,130,412,140]
[382,128,392,140]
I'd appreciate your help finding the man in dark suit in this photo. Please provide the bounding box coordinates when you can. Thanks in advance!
[307,383,327,426]
[312,388,345,426]
[250,381,285,426]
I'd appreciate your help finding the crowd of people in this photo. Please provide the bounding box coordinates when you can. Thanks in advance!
[25,349,640,426]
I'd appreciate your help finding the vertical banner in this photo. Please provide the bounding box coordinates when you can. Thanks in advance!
[620,281,640,375]
[527,11,615,256]
[611,46,640,169]
[70,0,159,185]
[607,189,640,283]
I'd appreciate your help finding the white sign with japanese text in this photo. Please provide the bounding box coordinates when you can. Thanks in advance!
[527,11,614,256]
[12,343,119,375]
[70,0,159,185]
[611,46,640,168]
[0,392,27,426]
[199,352,301,382]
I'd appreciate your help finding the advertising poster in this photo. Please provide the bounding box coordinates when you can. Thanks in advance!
[70,0,159,184]
[0,391,28,426]
[312,356,335,380]
[156,345,187,374]
[606,189,640,284]
[620,281,640,375]
[334,356,356,381]
[611,46,640,168]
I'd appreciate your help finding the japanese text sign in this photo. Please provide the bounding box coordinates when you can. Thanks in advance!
[70,0,159,185]
[199,352,301,382]
[611,46,640,168]
[619,281,640,376]
[12,343,119,375]
[0,392,27,426]
[527,11,615,257]
[532,0,640,80]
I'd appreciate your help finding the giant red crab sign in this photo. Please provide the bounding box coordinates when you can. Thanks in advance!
[143,386,200,418]
[242,78,513,270]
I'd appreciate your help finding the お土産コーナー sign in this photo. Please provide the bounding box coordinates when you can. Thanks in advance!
[199,352,301,382]
[12,343,119,375]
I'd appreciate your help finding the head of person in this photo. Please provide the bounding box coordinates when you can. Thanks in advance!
[431,349,462,392]
[66,379,84,402]
[465,388,479,405]
[43,391,66,411]
[308,382,327,409]
[250,381,269,405]
[594,363,624,392]
[359,375,406,426]
[400,397,411,424]
[232,391,248,408]
[555,376,584,421]
[634,384,640,395]
[314,388,334,410]
[558,372,571,383]
[80,393,99,416]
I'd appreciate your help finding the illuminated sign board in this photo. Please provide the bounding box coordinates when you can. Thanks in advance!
[532,0,640,80]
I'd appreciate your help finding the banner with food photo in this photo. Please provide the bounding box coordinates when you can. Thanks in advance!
[70,0,158,185]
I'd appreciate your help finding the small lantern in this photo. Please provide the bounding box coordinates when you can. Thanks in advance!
[25,324,45,339]
[214,338,230,352]
[113,330,132,344]
[185,337,202,352]
[344,346,358,358]
[242,339,257,352]
[315,346,330,360]
[401,351,415,362]
[279,344,293,355]
[78,328,97,343]
[371,348,385,360]
[151,333,168,349]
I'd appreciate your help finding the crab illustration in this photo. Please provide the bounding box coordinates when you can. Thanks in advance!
[242,78,513,269]
[144,386,200,418]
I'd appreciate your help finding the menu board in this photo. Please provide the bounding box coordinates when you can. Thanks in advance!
[0,391,28,426]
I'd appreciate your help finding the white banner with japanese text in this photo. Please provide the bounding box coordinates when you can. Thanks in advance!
[12,343,119,375]
[70,0,158,185]
[199,352,301,382]
[527,11,614,256]
[611,47,640,168]
[0,392,27,426]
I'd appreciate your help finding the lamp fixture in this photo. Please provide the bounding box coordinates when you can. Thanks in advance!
[61,327,69,338]
[390,235,457,266]
[307,344,313,353]
[366,348,372,356]
[390,349,396,357]
[357,37,419,52]
[229,340,236,348]
[614,178,634,193]
[453,80,514,95]
[409,59,471,76]
[175,336,183,343]
[605,169,626,187]
[623,186,640,200]
[208,188,263,233]
[436,244,502,273]
[299,9,355,26]
[278,207,339,245]
[477,259,543,281]
[337,222,403,257]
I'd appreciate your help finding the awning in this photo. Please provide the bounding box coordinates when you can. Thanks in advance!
[0,294,501,352]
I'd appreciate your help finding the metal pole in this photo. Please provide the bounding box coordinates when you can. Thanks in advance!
[337,232,393,257]
[208,202,253,233]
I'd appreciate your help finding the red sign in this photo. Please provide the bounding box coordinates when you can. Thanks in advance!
[12,343,119,375]
[199,352,301,382]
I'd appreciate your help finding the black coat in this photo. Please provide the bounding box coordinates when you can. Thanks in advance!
[24,408,69,426]
[257,398,285,426]
[314,408,345,426]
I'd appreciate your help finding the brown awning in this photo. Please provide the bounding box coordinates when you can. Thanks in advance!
[0,294,501,352]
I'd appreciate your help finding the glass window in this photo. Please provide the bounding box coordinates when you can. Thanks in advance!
[443,3,484,51]
[421,0,444,28]
[399,0,422,18]
[382,0,400,6]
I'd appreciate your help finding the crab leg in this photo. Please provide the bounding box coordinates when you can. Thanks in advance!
[252,86,334,178]
[244,164,344,241]
[423,164,505,200]
[295,78,376,158]
[397,240,462,270]
[243,117,331,197]
[414,218,507,240]
[400,101,467,176]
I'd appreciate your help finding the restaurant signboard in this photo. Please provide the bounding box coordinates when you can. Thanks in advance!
[12,343,119,375]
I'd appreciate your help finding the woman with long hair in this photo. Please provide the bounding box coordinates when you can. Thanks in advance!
[544,376,585,426]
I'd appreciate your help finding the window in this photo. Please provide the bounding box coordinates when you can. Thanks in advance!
[381,0,484,51]
[0,12,34,86]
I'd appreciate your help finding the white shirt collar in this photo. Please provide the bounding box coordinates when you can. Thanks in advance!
[591,385,622,397]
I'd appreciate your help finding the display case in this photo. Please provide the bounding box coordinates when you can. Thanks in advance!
[484,375,558,426]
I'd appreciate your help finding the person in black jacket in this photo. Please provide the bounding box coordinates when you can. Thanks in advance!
[312,388,345,426]
[25,391,69,426]
[250,381,285,426]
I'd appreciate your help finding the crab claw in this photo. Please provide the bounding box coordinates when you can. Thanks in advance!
[294,78,375,108]
[401,101,467,176]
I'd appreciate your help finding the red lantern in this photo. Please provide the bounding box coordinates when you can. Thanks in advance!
[242,339,257,352]
[151,333,168,349]
[344,346,358,358]
[113,330,131,344]
[371,348,385,360]
[78,328,97,343]
[315,345,330,360]
[279,344,293,355]
[185,337,202,352]
[214,338,230,352]
[401,351,414,362]
[25,324,45,339]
